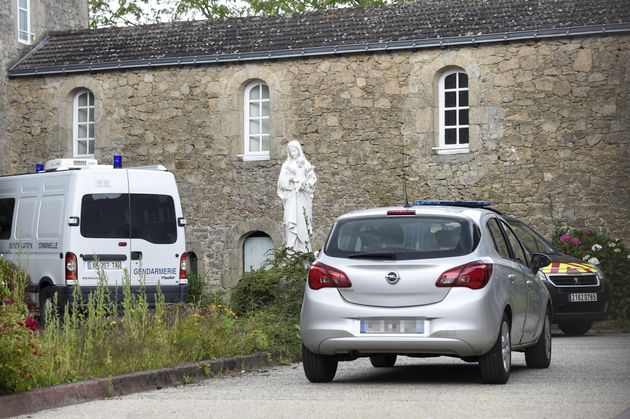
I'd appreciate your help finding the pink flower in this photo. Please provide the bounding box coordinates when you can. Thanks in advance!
[570,237,582,246]
[581,228,591,236]
[560,234,572,243]
[24,316,38,331]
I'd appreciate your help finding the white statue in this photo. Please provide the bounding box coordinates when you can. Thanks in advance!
[277,140,317,252]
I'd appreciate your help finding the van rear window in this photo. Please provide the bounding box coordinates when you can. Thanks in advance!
[0,198,15,240]
[81,194,177,244]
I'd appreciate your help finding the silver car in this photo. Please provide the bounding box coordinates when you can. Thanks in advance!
[300,202,552,384]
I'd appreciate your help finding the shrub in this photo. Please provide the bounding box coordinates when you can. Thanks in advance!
[187,271,205,304]
[0,258,46,393]
[230,247,315,360]
[552,226,630,321]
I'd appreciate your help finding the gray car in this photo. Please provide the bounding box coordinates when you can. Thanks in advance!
[300,202,552,384]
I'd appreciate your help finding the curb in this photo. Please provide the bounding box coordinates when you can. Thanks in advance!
[0,352,275,418]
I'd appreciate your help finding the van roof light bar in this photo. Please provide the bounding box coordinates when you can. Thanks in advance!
[413,199,492,208]
[43,158,98,172]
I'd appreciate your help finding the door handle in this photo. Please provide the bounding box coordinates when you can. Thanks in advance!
[508,274,516,282]
[131,251,142,261]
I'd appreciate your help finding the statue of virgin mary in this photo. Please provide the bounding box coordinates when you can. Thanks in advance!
[277,140,317,252]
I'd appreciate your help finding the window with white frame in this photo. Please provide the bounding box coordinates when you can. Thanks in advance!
[17,0,31,44]
[438,70,469,152]
[243,81,270,160]
[73,90,95,157]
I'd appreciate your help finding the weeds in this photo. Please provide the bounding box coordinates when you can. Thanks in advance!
[0,247,312,394]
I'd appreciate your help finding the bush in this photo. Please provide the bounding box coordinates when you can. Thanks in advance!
[552,226,630,321]
[230,247,315,361]
[0,247,316,393]
[0,258,46,393]
[187,271,205,304]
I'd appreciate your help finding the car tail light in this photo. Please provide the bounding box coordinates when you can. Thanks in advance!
[65,252,78,284]
[436,261,492,290]
[308,262,352,290]
[179,253,188,283]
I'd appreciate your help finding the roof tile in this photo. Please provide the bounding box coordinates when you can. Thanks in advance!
[10,0,630,75]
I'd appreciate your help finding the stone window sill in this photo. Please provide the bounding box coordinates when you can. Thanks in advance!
[238,154,270,162]
[432,147,470,155]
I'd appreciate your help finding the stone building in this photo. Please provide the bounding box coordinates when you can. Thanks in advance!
[1,0,87,173]
[2,0,629,289]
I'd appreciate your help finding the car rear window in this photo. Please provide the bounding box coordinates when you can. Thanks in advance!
[81,193,177,244]
[324,215,479,260]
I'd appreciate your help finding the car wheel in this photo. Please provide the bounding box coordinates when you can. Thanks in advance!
[559,321,592,336]
[370,354,397,368]
[479,313,511,384]
[525,308,552,368]
[302,344,338,383]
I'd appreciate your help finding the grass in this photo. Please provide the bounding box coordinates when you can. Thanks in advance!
[0,252,303,394]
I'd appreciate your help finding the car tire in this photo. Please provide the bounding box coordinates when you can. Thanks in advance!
[479,313,511,384]
[525,308,552,368]
[370,354,397,368]
[559,321,592,336]
[302,344,338,383]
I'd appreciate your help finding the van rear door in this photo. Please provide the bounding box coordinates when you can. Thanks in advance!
[127,169,184,295]
[75,170,131,290]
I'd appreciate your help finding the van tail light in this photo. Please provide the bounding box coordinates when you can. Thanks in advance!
[65,252,78,285]
[436,261,493,290]
[308,262,352,290]
[179,253,188,284]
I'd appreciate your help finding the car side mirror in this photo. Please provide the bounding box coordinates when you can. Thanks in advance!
[530,253,551,273]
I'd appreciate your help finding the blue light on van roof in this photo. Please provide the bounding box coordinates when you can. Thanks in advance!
[413,200,492,208]
[36,163,44,173]
[113,155,123,168]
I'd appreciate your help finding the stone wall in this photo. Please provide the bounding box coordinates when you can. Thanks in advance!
[0,0,87,174]
[6,34,630,289]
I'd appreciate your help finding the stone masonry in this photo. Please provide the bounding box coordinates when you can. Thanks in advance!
[5,34,630,289]
[0,0,87,173]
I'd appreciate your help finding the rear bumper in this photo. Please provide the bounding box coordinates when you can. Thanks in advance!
[51,284,188,306]
[300,287,503,358]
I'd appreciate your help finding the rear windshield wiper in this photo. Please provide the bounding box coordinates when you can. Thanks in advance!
[347,252,398,260]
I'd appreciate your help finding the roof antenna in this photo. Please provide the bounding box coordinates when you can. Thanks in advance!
[403,179,411,208]
[402,136,411,208]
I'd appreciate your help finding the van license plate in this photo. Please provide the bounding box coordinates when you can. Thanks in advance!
[569,293,597,302]
[360,319,424,334]
[87,261,122,270]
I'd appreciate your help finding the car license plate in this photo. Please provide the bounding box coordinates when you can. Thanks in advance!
[360,319,424,334]
[87,261,122,270]
[569,293,597,302]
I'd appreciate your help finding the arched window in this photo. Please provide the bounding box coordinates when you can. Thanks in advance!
[243,231,274,272]
[243,81,270,161]
[438,70,469,151]
[73,90,95,157]
[17,0,31,44]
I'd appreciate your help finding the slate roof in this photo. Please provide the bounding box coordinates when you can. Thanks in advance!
[9,0,630,76]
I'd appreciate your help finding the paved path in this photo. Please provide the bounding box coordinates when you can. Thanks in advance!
[23,333,630,418]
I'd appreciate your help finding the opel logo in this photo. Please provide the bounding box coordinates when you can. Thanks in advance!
[385,272,401,284]
[573,277,579,285]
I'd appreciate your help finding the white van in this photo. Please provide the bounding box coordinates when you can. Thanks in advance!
[0,158,188,320]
